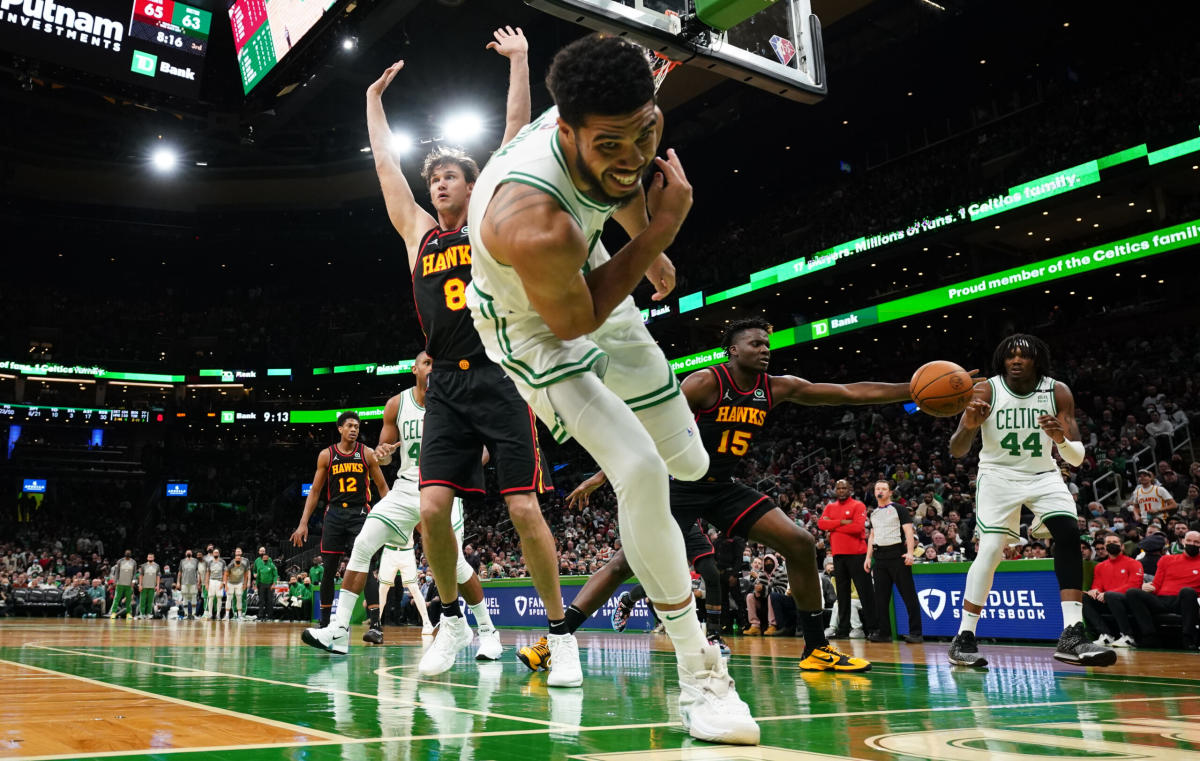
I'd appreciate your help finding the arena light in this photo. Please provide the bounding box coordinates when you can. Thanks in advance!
[391,131,414,155]
[442,111,484,144]
[341,36,358,51]
[152,148,177,172]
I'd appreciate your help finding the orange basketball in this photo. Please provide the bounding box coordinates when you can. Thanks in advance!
[910,360,975,417]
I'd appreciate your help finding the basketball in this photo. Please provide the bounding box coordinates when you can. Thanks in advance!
[910,360,975,417]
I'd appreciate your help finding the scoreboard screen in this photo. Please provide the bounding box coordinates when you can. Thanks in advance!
[0,0,212,98]
[227,0,337,94]
[0,403,156,423]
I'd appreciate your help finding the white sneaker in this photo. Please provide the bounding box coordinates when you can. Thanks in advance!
[301,624,349,655]
[823,626,837,638]
[849,628,866,639]
[1095,634,1114,647]
[475,625,504,661]
[1111,635,1136,648]
[418,615,473,676]
[421,623,434,636]
[546,633,583,688]
[677,645,760,745]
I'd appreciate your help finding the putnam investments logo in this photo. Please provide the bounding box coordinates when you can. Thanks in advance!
[1,0,124,51]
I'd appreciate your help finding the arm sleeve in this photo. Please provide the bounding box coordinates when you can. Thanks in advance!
[1057,438,1085,466]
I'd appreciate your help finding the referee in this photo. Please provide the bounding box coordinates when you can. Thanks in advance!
[865,479,923,643]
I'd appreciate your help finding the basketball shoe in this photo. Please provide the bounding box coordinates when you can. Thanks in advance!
[708,632,731,657]
[546,633,583,687]
[418,615,473,676]
[947,631,987,667]
[362,625,384,645]
[476,625,503,661]
[611,591,633,632]
[1054,622,1117,666]
[677,644,759,745]
[517,636,551,671]
[302,624,349,655]
[798,643,871,672]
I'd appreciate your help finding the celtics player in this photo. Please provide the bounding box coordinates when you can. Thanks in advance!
[534,318,905,674]
[301,352,501,658]
[136,553,161,620]
[178,549,199,620]
[947,334,1115,668]
[109,550,137,619]
[466,34,757,744]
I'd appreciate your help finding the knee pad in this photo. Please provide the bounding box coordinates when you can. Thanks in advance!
[1043,515,1083,591]
[455,552,474,586]
[348,523,388,574]
[635,393,709,481]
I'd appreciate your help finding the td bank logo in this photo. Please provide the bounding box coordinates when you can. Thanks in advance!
[131,50,157,77]
[918,589,947,620]
[220,410,235,424]
[811,319,830,340]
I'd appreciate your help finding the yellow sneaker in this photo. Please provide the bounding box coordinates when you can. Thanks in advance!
[763,626,779,636]
[743,625,761,636]
[517,636,551,672]
[798,643,871,672]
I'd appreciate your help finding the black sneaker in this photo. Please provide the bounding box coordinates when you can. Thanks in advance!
[362,625,384,645]
[1054,622,1116,666]
[903,634,925,644]
[867,631,891,643]
[948,631,987,667]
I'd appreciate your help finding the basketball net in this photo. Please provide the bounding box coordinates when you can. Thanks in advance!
[648,9,682,93]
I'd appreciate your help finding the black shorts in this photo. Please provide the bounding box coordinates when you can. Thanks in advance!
[420,360,551,496]
[671,479,775,539]
[320,507,367,555]
[679,519,715,566]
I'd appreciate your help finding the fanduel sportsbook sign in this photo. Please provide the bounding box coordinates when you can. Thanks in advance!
[893,568,1063,640]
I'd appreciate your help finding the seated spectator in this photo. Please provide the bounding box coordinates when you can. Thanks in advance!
[920,546,939,563]
[85,578,107,617]
[1108,531,1200,649]
[1083,532,1142,647]
[1138,533,1167,578]
[744,577,771,636]
[762,554,795,637]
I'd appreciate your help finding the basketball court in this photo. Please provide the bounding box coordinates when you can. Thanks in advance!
[2,620,1198,760]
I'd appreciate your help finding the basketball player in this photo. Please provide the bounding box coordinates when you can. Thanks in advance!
[178,549,199,620]
[204,548,225,621]
[465,34,758,743]
[290,412,391,630]
[109,550,136,619]
[224,548,250,621]
[302,352,502,658]
[531,317,906,674]
[366,29,580,684]
[947,334,1116,667]
[1127,468,1177,521]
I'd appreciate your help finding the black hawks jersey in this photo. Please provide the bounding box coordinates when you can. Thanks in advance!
[326,442,370,512]
[412,225,487,362]
[694,364,773,481]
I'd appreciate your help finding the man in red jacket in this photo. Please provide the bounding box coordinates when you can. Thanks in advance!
[818,480,878,637]
[1083,532,1143,648]
[1108,530,1200,649]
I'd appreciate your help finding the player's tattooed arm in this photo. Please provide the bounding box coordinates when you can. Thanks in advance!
[486,183,562,236]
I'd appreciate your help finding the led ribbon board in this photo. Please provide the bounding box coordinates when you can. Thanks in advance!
[668,219,1200,373]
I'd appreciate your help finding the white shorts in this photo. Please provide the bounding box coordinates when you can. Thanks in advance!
[975,468,1077,540]
[366,478,463,552]
[227,582,244,596]
[472,291,681,444]
[181,584,198,596]
[380,547,420,587]
[207,580,223,598]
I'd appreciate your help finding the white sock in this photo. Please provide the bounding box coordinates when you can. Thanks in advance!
[1061,600,1083,629]
[656,599,707,656]
[333,590,358,630]
[959,610,980,635]
[469,600,494,630]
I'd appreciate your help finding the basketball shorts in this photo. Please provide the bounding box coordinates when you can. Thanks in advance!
[671,479,776,539]
[180,584,198,596]
[420,361,552,496]
[471,290,682,445]
[321,507,368,555]
[373,480,465,585]
[974,467,1077,540]
[679,520,715,566]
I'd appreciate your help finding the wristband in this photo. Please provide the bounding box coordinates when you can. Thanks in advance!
[1058,438,1085,466]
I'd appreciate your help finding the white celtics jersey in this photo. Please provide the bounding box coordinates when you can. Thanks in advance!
[394,387,424,486]
[978,375,1059,475]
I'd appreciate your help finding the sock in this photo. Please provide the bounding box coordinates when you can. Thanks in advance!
[704,606,722,635]
[367,605,381,628]
[563,605,589,634]
[798,610,827,650]
[333,590,358,630]
[959,610,980,635]
[656,599,707,655]
[469,600,494,630]
[320,604,332,627]
[441,599,462,618]
[1061,600,1083,629]
[548,618,569,636]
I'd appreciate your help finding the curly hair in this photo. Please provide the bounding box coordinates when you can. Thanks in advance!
[336,411,360,427]
[721,317,773,354]
[420,146,479,188]
[991,333,1052,379]
[546,34,655,127]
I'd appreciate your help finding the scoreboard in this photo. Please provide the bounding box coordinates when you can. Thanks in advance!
[0,403,157,424]
[228,0,337,94]
[0,0,212,98]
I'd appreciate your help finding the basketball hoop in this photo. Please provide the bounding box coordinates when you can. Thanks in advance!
[648,50,681,93]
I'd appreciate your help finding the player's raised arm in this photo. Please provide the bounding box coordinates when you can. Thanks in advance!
[949,382,993,458]
[770,375,911,406]
[292,449,330,546]
[480,149,691,340]
[486,26,531,146]
[366,61,437,268]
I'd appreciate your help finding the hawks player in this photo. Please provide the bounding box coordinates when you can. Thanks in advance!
[291,412,391,628]
[1128,468,1177,521]
[523,317,914,673]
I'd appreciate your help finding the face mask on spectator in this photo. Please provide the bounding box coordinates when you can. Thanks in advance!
[743,555,751,563]
[1105,543,1122,556]
[1186,545,1200,557]
[1088,526,1099,535]
[1113,522,1124,530]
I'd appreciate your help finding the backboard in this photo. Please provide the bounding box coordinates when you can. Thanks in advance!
[524,0,826,103]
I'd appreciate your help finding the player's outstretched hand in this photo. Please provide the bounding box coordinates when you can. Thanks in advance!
[290,525,308,547]
[647,253,676,301]
[566,478,604,510]
[966,368,988,385]
[368,60,404,96]
[1037,414,1066,443]
[960,398,991,429]
[486,26,527,58]
[647,148,692,233]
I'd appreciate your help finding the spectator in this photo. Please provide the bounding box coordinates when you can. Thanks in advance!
[818,479,877,638]
[1108,531,1200,649]
[1138,533,1167,578]
[85,577,107,617]
[253,546,279,622]
[1082,532,1142,648]
[762,554,794,637]
[743,576,771,636]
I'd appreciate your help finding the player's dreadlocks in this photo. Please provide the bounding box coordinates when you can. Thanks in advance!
[721,317,773,355]
[992,333,1053,380]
